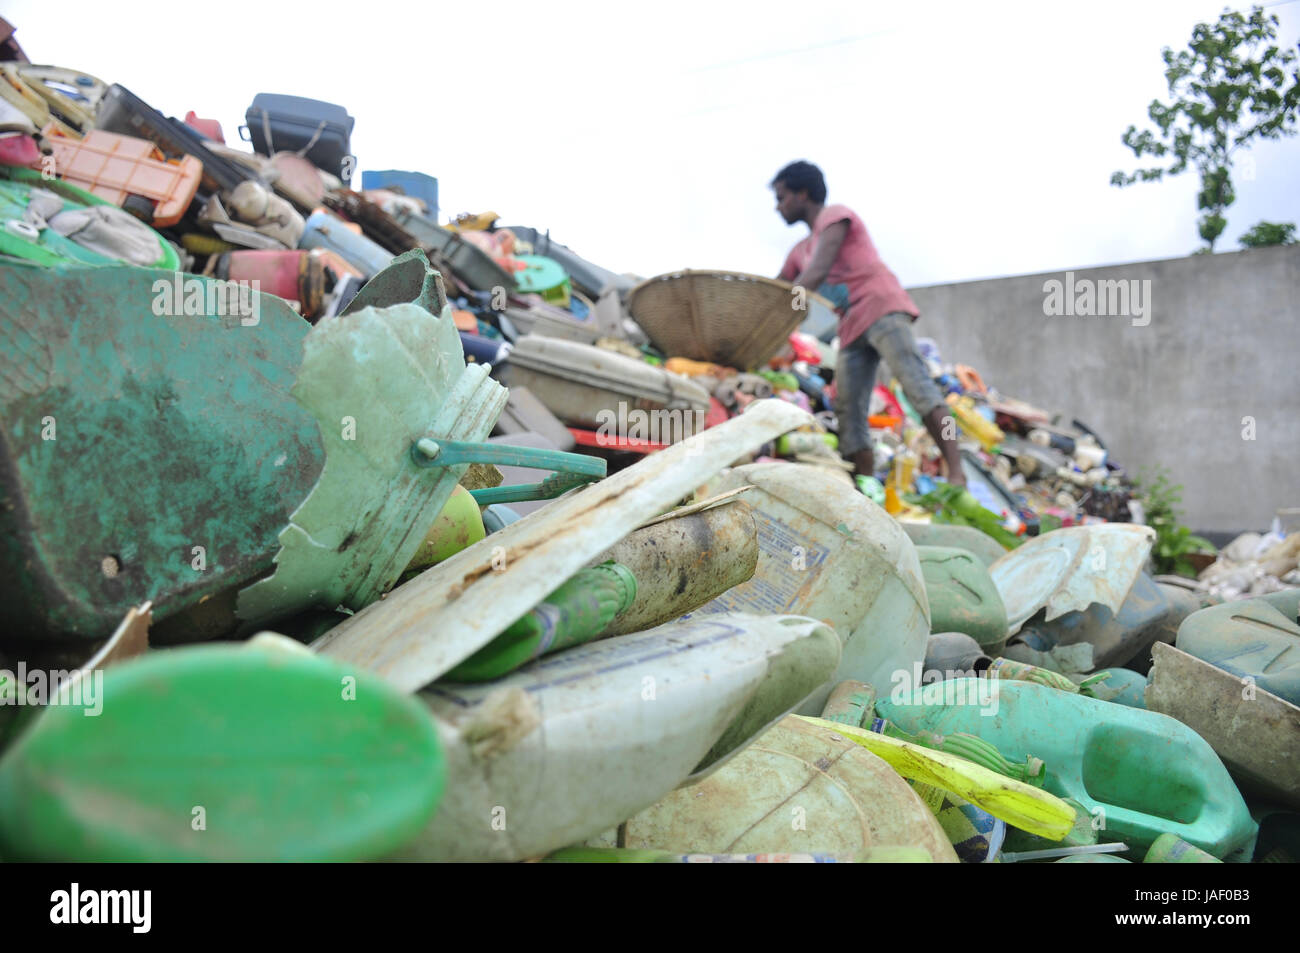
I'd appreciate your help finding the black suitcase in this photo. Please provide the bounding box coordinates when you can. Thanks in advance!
[95,84,253,194]
[241,94,355,183]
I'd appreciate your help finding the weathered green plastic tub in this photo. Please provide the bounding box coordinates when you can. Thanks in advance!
[916,546,1008,654]
[1175,589,1300,706]
[0,258,319,641]
[900,521,1008,567]
[878,678,1258,860]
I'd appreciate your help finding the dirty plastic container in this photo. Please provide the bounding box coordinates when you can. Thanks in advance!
[820,680,877,727]
[901,521,1010,567]
[501,335,710,435]
[216,249,325,317]
[917,546,1009,654]
[990,524,1156,637]
[1175,589,1300,706]
[1055,853,1131,863]
[0,258,314,641]
[597,715,958,862]
[1083,667,1148,708]
[923,632,993,681]
[312,400,816,692]
[394,613,841,862]
[692,461,930,711]
[1145,832,1222,863]
[588,502,758,636]
[878,678,1258,860]
[299,209,393,278]
[441,562,637,681]
[398,484,486,582]
[1016,571,1183,672]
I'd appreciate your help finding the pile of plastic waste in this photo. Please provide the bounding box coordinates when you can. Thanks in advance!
[0,22,1295,866]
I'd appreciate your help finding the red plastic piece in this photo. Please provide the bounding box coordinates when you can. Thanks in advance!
[704,396,730,429]
[185,111,225,144]
[0,133,41,167]
[567,428,668,455]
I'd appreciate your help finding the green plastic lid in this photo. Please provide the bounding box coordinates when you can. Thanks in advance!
[514,254,570,294]
[0,644,446,861]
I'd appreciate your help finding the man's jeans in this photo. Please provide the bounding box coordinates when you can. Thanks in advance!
[834,312,946,457]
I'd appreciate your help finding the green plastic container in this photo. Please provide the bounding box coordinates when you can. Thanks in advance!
[1055,853,1131,863]
[916,546,1009,654]
[1145,832,1222,863]
[1176,589,1300,706]
[0,644,446,861]
[877,678,1258,860]
[1082,668,1149,708]
[440,561,637,681]
[901,521,1008,567]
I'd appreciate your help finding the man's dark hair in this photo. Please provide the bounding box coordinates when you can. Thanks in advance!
[771,161,827,203]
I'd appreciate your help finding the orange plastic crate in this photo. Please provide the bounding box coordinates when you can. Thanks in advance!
[34,128,202,227]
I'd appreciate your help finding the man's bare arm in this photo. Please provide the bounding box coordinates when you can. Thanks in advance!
[793,220,849,291]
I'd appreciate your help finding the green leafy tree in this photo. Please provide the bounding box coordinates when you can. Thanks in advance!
[1238,220,1297,246]
[1111,6,1300,251]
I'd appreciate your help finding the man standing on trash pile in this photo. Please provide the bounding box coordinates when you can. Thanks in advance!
[772,160,965,488]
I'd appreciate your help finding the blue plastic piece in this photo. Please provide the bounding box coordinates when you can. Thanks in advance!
[360,170,438,219]
[482,505,522,533]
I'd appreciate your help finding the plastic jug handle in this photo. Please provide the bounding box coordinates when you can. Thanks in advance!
[470,471,595,506]
[410,438,605,478]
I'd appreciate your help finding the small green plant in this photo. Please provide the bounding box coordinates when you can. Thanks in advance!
[1133,467,1217,576]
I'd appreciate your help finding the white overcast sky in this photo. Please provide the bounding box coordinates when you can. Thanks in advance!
[9,0,1300,286]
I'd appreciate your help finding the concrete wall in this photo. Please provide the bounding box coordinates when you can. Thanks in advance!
[905,244,1300,534]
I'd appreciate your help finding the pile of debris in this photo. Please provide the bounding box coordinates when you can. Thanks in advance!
[0,23,1295,866]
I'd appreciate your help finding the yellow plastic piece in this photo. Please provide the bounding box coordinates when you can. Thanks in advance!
[945,393,1004,452]
[445,210,500,232]
[797,716,1076,840]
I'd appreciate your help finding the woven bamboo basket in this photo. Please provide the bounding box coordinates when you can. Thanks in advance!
[626,269,807,370]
